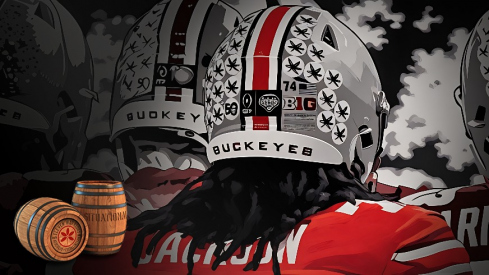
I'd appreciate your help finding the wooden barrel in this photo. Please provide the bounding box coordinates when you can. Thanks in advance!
[14,197,89,261]
[72,181,127,255]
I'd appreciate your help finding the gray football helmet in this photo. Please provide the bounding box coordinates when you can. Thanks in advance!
[456,10,489,179]
[205,6,390,182]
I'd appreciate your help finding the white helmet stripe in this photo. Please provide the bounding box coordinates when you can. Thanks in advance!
[156,0,201,101]
[185,0,217,64]
[155,0,183,64]
[243,6,303,91]
[268,7,303,90]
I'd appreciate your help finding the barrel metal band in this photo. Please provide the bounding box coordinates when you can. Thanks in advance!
[74,190,125,196]
[72,202,127,209]
[27,199,61,259]
[89,231,126,238]
[35,204,66,261]
[40,207,74,261]
[85,242,123,249]
[14,198,35,233]
[76,184,123,189]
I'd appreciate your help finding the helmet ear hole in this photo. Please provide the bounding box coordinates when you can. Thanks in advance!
[201,54,212,68]
[359,126,373,149]
[322,25,337,50]
[467,105,486,128]
[484,137,489,155]
[454,87,474,138]
[453,86,463,107]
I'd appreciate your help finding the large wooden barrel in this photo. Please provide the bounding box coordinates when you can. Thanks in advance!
[14,197,89,261]
[72,181,127,255]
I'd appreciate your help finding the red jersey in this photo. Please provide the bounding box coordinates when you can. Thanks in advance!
[74,200,471,274]
[400,183,489,274]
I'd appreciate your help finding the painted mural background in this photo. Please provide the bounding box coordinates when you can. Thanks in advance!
[60,0,489,188]
[2,0,489,274]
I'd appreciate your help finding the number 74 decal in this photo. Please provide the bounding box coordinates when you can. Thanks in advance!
[282,80,297,92]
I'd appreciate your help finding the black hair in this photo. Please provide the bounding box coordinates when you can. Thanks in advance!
[128,157,384,274]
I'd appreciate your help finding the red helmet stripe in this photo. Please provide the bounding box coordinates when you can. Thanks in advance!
[252,6,291,90]
[168,0,199,65]
[164,0,199,101]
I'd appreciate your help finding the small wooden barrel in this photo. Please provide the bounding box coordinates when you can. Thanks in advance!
[72,181,127,255]
[14,197,89,261]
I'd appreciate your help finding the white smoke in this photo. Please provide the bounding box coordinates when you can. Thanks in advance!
[413,6,443,33]
[469,174,485,186]
[336,0,405,50]
[383,28,474,171]
[376,167,447,189]
[85,11,136,139]
[83,148,121,180]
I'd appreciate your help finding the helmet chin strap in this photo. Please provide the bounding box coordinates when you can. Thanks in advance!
[363,90,389,192]
[364,151,382,193]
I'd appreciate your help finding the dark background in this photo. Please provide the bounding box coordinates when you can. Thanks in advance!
[60,0,489,188]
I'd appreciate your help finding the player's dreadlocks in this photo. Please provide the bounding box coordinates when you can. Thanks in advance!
[128,157,384,274]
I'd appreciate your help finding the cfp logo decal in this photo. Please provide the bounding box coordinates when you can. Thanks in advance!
[242,93,253,114]
[283,97,316,111]
[259,94,280,112]
[155,63,196,88]
[240,90,282,129]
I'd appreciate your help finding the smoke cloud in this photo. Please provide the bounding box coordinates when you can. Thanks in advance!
[382,28,474,171]
[336,0,405,50]
[413,6,443,33]
[376,167,447,189]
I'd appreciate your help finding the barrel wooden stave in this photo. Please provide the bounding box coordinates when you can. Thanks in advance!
[14,197,89,261]
[72,181,127,255]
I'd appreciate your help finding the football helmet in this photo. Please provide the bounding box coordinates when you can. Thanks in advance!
[205,6,390,182]
[456,10,489,179]
[0,0,94,172]
[109,0,243,216]
[110,0,243,142]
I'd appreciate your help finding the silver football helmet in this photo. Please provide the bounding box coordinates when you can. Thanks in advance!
[205,6,389,182]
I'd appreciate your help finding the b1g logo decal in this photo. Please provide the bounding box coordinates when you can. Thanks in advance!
[51,219,83,254]
[304,98,316,111]
[283,97,297,110]
[283,97,316,111]
[259,94,280,112]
